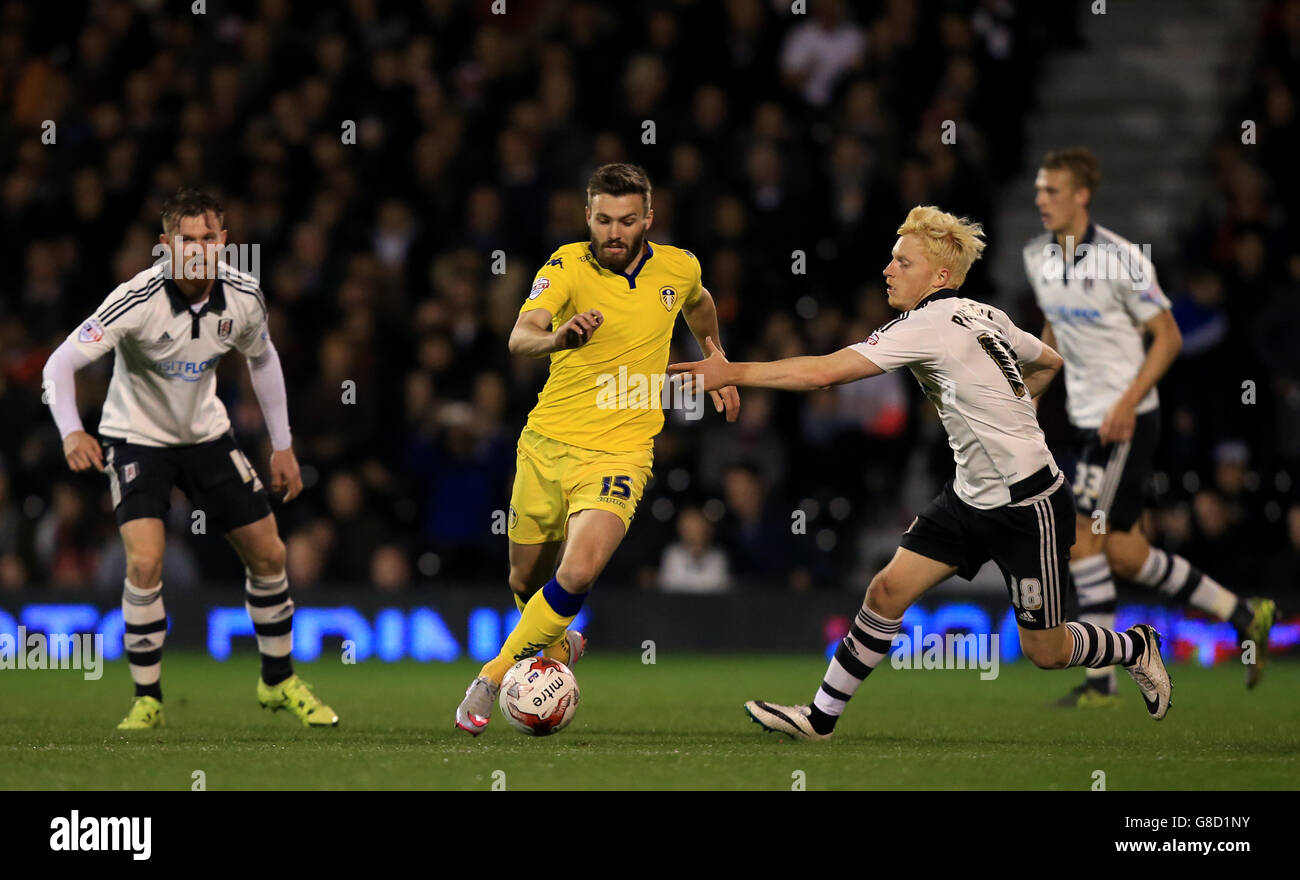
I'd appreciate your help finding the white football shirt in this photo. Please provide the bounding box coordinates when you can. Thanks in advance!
[67,261,270,446]
[1023,223,1171,428]
[850,290,1058,509]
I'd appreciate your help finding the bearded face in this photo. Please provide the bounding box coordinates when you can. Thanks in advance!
[587,192,652,273]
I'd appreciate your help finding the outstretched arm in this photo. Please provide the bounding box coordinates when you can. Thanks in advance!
[669,338,883,393]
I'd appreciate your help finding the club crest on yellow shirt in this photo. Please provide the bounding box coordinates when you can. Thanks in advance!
[659,286,676,311]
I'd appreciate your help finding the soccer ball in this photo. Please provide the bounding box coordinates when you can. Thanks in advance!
[498,656,580,736]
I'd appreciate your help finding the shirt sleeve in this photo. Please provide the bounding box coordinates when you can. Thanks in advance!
[1116,242,1171,324]
[42,341,95,438]
[519,259,572,318]
[848,314,933,372]
[681,250,704,308]
[245,340,292,450]
[66,289,143,360]
[233,286,272,359]
[992,310,1045,364]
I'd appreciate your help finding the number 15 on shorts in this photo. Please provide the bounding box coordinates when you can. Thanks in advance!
[599,475,632,499]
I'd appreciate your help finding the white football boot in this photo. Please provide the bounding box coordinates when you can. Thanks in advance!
[744,700,832,741]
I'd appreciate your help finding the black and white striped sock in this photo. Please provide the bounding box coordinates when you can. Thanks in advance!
[1065,621,1141,668]
[122,578,167,701]
[245,570,294,685]
[1071,554,1118,692]
[1133,547,1251,631]
[808,604,902,734]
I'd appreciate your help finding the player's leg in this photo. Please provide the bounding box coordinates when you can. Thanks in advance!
[117,517,169,729]
[1106,522,1275,688]
[1060,511,1120,704]
[189,434,337,726]
[225,514,293,685]
[457,438,651,735]
[747,482,984,740]
[508,539,586,666]
[1005,480,1171,719]
[504,431,591,667]
[485,507,624,682]
[1063,428,1123,704]
[457,509,626,735]
[745,546,958,740]
[104,440,174,730]
[225,512,338,727]
[1020,620,1171,720]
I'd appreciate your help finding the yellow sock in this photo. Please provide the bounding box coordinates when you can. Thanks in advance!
[481,580,581,683]
[514,589,570,659]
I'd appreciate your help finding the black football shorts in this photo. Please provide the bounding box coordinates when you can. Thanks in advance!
[101,431,271,533]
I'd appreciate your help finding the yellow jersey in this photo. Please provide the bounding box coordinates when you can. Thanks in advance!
[520,240,703,452]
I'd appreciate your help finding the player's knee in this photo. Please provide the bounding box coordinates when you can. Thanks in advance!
[247,537,286,576]
[554,558,596,593]
[866,569,904,617]
[1022,635,1070,669]
[126,553,163,589]
[1104,539,1143,580]
[507,569,540,600]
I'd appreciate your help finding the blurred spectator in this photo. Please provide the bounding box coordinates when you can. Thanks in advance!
[659,506,730,593]
[780,0,866,108]
[719,463,809,590]
[33,483,97,589]
[370,544,411,592]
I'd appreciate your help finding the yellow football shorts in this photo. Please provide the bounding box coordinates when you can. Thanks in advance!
[507,427,654,544]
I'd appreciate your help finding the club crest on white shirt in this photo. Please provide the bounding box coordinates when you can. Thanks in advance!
[217,318,233,339]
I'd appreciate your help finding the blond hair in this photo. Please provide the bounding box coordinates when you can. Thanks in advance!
[896,205,986,288]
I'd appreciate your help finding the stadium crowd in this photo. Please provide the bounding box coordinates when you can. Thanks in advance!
[0,0,1296,599]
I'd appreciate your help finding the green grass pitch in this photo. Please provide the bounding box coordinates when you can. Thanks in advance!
[2,652,1296,790]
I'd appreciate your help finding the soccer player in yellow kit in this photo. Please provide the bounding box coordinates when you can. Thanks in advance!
[455,163,739,735]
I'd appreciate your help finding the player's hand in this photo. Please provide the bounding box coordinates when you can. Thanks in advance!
[697,339,740,422]
[553,310,604,350]
[711,384,740,422]
[668,336,732,395]
[1099,396,1137,445]
[269,448,303,502]
[62,430,103,472]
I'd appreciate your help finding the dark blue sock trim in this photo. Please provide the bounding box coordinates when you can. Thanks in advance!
[542,577,586,617]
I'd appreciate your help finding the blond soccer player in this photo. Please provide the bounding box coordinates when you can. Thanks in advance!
[671,206,1172,739]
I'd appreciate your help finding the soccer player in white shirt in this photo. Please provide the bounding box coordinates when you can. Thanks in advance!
[42,188,338,730]
[1025,149,1276,704]
[671,206,1172,739]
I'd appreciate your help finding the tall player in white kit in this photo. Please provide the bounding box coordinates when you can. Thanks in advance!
[1025,149,1277,706]
[42,188,339,730]
[671,206,1172,739]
